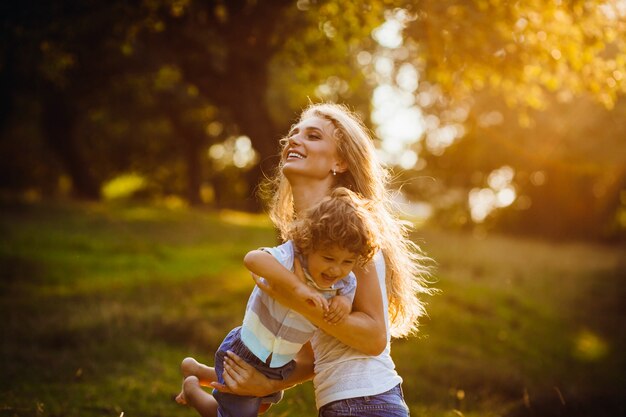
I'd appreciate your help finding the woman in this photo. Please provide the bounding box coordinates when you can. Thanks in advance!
[208,103,433,416]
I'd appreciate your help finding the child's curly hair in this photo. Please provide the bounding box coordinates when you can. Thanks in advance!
[287,187,379,265]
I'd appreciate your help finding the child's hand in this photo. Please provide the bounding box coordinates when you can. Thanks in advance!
[251,272,272,293]
[252,270,328,313]
[295,285,329,312]
[324,295,351,324]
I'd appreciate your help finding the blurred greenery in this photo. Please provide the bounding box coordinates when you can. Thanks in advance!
[1,0,625,240]
[1,201,624,416]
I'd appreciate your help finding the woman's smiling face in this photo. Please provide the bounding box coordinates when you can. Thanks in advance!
[282,116,342,180]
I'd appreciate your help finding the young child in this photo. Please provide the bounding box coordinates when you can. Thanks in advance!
[176,187,379,417]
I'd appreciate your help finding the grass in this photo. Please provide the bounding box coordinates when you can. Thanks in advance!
[0,200,624,417]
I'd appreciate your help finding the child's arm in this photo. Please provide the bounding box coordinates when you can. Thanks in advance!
[244,250,329,312]
[324,295,351,325]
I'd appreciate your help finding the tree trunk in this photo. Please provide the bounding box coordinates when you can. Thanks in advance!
[168,111,203,206]
[0,42,15,133]
[172,1,294,211]
[183,135,202,206]
[225,59,282,211]
[593,166,626,241]
[41,88,100,200]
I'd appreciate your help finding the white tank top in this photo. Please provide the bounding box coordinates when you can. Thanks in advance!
[311,251,403,409]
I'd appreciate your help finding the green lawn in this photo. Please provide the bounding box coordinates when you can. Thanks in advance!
[1,201,624,417]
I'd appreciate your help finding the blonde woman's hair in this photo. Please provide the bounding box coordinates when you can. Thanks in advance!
[287,187,379,266]
[263,102,434,338]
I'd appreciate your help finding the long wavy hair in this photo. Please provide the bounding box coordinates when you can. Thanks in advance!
[263,102,434,338]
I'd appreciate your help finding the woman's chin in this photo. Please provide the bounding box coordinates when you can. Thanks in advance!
[282,163,309,179]
[282,166,336,187]
[281,163,298,177]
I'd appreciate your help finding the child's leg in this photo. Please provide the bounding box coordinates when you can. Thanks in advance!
[176,357,217,404]
[181,375,218,417]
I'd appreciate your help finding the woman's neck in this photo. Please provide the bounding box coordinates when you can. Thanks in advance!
[290,178,333,215]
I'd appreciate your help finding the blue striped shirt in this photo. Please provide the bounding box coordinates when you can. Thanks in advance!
[240,241,357,367]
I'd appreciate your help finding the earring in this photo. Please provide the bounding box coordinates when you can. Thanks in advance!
[332,169,337,176]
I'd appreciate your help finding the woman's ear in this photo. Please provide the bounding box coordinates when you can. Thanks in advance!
[335,159,348,174]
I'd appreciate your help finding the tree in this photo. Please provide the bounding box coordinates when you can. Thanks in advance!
[1,0,395,207]
[389,0,626,239]
[402,0,625,109]
[133,0,393,208]
[1,0,146,199]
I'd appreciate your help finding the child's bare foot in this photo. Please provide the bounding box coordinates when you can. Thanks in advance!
[181,357,200,377]
[176,357,218,406]
[180,357,217,386]
[176,357,201,406]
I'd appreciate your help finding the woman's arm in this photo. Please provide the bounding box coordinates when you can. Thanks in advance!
[253,258,387,355]
[211,342,315,397]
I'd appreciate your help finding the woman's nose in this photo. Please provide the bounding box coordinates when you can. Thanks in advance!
[288,134,301,146]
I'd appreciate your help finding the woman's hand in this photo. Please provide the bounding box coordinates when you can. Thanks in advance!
[210,351,277,397]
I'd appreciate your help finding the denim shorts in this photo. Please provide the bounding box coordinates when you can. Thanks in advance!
[213,326,296,417]
[318,384,410,417]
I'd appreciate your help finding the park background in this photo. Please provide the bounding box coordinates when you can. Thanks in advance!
[1,1,625,416]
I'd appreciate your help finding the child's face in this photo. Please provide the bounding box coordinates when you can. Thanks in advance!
[305,245,359,289]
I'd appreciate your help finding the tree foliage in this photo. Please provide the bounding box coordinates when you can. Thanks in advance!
[1,0,625,239]
[1,0,392,208]
[403,0,626,109]
[390,0,626,239]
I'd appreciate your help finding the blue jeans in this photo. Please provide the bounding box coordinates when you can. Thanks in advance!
[318,384,410,417]
[213,327,296,417]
